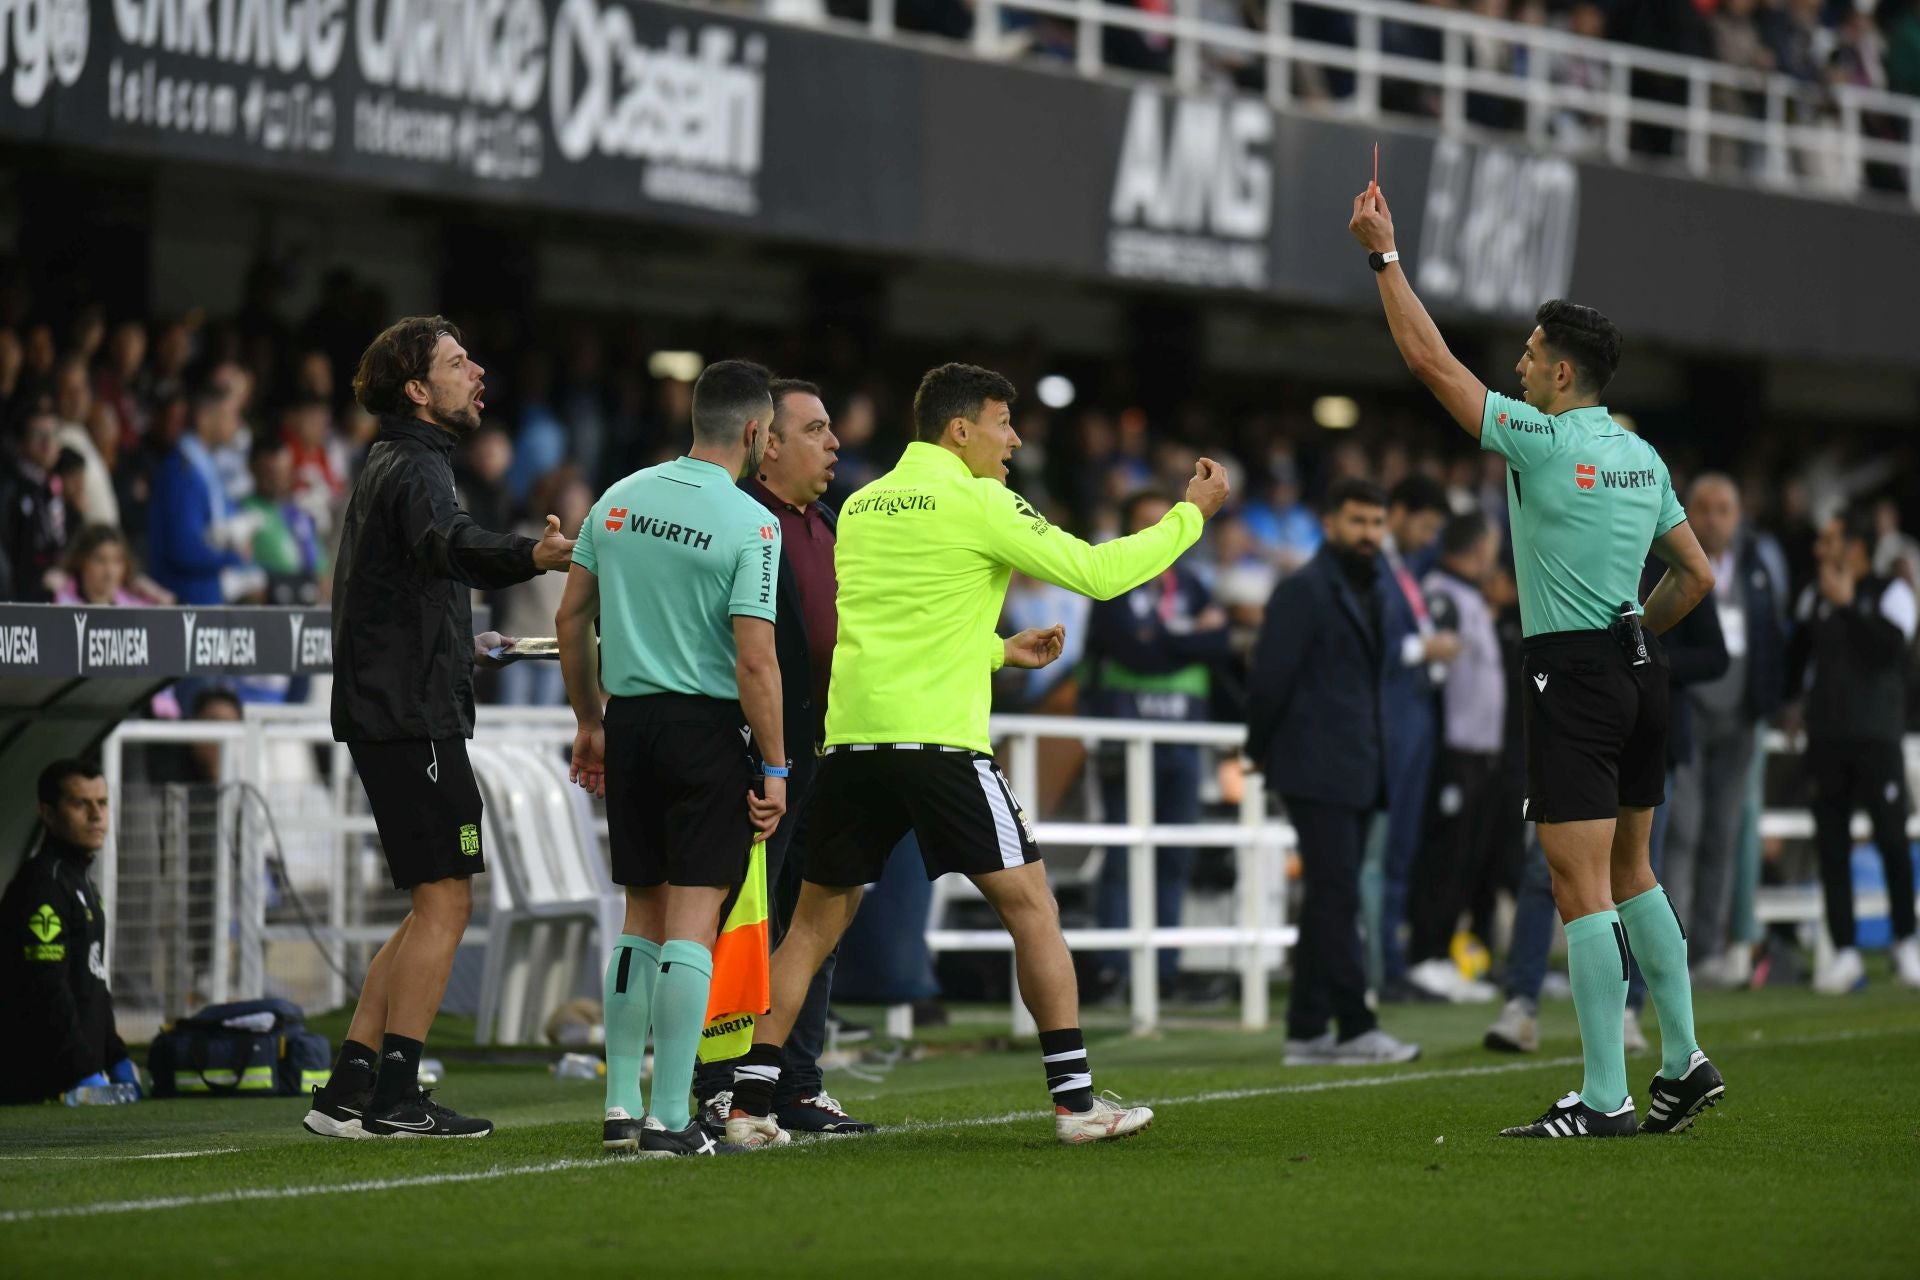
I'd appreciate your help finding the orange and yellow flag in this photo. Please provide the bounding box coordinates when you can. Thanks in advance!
[696,840,769,1063]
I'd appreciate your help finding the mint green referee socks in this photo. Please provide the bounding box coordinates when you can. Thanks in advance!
[1564,911,1631,1113]
[1617,885,1701,1079]
[649,940,715,1131]
[603,935,661,1119]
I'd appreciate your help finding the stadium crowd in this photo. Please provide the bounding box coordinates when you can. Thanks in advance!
[3,279,1917,1005]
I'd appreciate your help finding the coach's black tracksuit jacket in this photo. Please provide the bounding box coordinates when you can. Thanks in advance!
[331,415,542,743]
[0,838,127,1104]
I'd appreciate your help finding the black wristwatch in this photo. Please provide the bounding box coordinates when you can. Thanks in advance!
[1369,250,1402,273]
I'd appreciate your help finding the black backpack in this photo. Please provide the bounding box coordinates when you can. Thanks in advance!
[148,998,332,1098]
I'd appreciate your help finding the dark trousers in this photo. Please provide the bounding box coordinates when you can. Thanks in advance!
[1097,743,1201,985]
[1408,749,1502,964]
[1379,703,1436,983]
[1284,796,1379,1041]
[1809,738,1916,950]
[693,754,837,1106]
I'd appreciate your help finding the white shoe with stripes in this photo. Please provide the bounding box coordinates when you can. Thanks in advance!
[1055,1091,1154,1144]
[1499,1090,1637,1139]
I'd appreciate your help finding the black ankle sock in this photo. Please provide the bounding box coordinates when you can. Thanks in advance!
[1039,1028,1094,1113]
[372,1034,424,1108]
[327,1039,378,1095]
[729,1043,783,1117]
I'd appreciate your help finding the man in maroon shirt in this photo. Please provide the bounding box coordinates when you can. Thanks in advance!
[693,378,875,1136]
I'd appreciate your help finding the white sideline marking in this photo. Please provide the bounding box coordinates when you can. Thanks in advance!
[0,1025,1907,1224]
[0,1148,242,1162]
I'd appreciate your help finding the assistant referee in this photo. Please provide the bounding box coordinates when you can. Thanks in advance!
[557,358,787,1159]
[1348,183,1721,1140]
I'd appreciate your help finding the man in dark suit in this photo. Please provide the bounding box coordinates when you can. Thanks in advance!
[1248,479,1421,1066]
[691,378,875,1136]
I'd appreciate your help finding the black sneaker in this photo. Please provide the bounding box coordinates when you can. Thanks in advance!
[362,1089,493,1138]
[603,1109,647,1153]
[641,1117,745,1157]
[776,1092,877,1137]
[303,1082,373,1139]
[1639,1051,1726,1134]
[1500,1090,1637,1139]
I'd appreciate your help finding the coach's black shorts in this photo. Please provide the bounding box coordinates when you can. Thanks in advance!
[347,738,485,890]
[805,745,1042,887]
[1519,629,1669,824]
[604,694,754,889]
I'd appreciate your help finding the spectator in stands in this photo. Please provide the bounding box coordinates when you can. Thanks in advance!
[455,422,515,535]
[52,524,168,606]
[52,357,117,530]
[281,394,346,530]
[1793,505,1920,993]
[1711,0,1777,173]
[1381,0,1449,118]
[1104,0,1175,76]
[1,400,68,601]
[1760,0,1831,86]
[1611,0,1714,156]
[147,383,251,605]
[242,432,329,606]
[1243,451,1321,573]
[0,760,139,1106]
[506,351,566,503]
[94,320,148,447]
[1377,474,1460,999]
[1082,490,1233,1001]
[206,361,255,506]
[1663,475,1789,988]
[1248,478,1421,1065]
[1404,513,1503,1003]
[0,327,22,423]
[137,318,193,425]
[1871,497,1920,585]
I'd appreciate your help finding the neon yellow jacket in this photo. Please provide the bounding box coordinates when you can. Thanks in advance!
[826,442,1204,753]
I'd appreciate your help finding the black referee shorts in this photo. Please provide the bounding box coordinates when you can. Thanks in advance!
[1520,629,1669,824]
[604,694,755,889]
[805,745,1042,887]
[347,738,485,890]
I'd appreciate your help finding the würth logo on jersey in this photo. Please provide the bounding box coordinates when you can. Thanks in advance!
[606,507,628,532]
[1575,463,1596,491]
[759,526,775,540]
[1497,411,1509,426]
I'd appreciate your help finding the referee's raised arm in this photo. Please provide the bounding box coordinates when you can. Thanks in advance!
[1347,183,1488,438]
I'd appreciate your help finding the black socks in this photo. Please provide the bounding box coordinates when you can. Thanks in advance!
[1040,1028,1094,1113]
[371,1033,424,1109]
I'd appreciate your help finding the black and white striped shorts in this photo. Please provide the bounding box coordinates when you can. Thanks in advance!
[803,744,1041,886]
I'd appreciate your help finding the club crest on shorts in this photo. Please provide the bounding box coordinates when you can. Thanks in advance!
[1575,462,1596,491]
[459,823,480,856]
[606,507,628,532]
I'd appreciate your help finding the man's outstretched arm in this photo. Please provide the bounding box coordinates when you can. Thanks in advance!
[1348,183,1487,438]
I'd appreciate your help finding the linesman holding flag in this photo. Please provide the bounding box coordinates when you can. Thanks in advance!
[1348,180,1721,1139]
[557,359,787,1158]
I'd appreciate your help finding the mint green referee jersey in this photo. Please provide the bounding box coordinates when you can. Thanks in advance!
[572,456,779,699]
[1480,391,1686,638]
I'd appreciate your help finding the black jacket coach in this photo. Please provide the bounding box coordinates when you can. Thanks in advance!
[1246,544,1387,810]
[331,415,541,742]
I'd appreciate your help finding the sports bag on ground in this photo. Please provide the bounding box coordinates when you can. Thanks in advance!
[147,998,331,1098]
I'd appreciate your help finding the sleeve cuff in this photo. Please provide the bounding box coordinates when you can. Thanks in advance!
[986,630,1006,672]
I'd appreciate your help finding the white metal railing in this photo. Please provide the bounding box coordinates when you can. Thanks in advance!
[94,705,1919,1039]
[742,0,1920,209]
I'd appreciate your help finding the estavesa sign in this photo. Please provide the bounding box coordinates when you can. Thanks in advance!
[1108,87,1271,290]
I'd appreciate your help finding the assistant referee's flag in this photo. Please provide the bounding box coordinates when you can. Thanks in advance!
[696,840,770,1064]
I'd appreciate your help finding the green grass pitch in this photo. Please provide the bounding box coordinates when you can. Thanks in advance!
[2,985,1916,1277]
